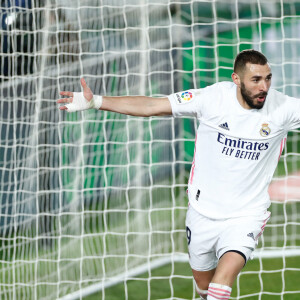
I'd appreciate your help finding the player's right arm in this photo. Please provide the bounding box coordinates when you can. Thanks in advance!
[57,78,172,117]
[101,95,172,117]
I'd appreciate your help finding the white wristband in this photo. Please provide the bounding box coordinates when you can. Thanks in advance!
[90,95,103,110]
[65,92,102,112]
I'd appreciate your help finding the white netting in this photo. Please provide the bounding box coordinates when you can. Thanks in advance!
[0,0,299,299]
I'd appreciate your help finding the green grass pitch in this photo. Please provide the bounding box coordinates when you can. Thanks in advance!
[84,256,300,300]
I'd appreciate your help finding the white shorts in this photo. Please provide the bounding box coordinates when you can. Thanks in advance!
[185,205,271,271]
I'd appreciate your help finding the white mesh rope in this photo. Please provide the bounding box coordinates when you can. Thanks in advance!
[0,1,299,299]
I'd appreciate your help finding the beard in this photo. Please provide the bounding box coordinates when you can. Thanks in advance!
[240,82,268,109]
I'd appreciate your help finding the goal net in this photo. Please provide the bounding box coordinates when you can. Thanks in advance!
[0,0,299,299]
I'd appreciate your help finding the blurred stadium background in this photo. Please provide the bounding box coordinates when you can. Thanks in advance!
[0,0,299,299]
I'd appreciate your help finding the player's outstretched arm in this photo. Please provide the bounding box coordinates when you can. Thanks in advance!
[57,78,172,117]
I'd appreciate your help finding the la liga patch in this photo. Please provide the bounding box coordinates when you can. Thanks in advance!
[175,91,194,104]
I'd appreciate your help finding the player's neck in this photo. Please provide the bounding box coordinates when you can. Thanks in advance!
[236,88,252,110]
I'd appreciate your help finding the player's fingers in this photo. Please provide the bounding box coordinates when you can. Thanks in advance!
[59,105,68,110]
[81,78,93,101]
[60,91,73,97]
[57,97,73,104]
[57,98,65,103]
[81,77,86,87]
[81,78,92,92]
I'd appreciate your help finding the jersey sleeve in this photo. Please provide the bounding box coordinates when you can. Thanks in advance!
[282,95,300,131]
[168,89,202,118]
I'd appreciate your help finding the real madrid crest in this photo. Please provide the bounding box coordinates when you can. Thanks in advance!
[260,123,271,137]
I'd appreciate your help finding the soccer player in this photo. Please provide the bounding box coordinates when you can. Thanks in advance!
[57,49,300,300]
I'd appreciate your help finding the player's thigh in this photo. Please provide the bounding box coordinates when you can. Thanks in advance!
[216,211,271,263]
[185,205,219,273]
[211,251,245,287]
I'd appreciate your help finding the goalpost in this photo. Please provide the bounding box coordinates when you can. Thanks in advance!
[0,0,299,299]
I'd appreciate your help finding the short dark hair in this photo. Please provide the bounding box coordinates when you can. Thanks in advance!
[234,49,268,74]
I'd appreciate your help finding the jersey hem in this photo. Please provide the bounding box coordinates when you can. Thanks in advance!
[188,199,269,220]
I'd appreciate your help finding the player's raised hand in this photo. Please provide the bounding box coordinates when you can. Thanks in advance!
[57,78,102,112]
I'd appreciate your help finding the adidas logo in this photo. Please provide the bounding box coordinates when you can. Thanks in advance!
[247,232,255,241]
[219,122,230,130]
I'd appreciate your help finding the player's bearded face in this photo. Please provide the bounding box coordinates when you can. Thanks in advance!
[240,81,268,109]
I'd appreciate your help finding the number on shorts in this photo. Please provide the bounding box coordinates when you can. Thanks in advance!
[186,226,191,245]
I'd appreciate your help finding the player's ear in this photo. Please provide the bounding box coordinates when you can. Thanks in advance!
[231,72,241,86]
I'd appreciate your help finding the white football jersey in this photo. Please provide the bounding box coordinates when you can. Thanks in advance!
[168,81,300,219]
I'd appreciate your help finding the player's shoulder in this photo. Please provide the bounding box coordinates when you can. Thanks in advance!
[201,81,234,93]
[196,81,235,104]
[174,81,234,97]
[267,88,286,101]
[191,82,235,116]
[265,88,295,110]
[264,88,300,130]
[263,88,300,130]
[170,81,235,107]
